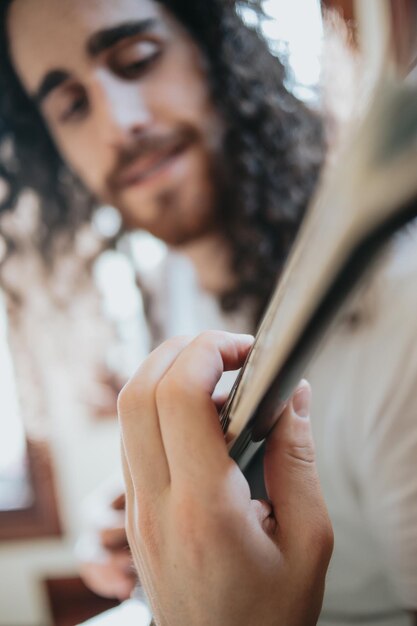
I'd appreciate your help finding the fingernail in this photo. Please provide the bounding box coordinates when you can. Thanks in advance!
[292,384,311,418]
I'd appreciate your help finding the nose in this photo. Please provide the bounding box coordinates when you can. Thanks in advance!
[91,71,153,146]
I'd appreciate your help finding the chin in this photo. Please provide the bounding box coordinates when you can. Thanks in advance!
[147,226,200,247]
[115,184,217,244]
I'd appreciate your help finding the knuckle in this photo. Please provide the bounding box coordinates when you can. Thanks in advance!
[162,334,192,352]
[285,441,316,466]
[118,336,192,417]
[117,381,142,417]
[156,370,190,406]
[192,330,226,355]
[116,382,130,412]
[197,329,221,344]
[202,330,237,351]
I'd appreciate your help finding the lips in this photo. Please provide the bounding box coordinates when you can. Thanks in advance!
[115,141,188,190]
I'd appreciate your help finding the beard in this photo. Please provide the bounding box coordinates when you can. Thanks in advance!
[106,124,228,247]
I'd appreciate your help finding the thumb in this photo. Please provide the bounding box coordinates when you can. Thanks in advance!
[264,381,330,551]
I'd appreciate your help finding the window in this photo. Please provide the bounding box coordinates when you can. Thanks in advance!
[0,292,61,541]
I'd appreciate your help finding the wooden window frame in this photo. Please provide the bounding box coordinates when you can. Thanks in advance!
[0,439,62,541]
[44,576,119,626]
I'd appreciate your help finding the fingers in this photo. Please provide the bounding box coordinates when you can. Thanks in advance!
[80,549,136,601]
[119,331,253,501]
[155,331,254,482]
[118,336,192,496]
[264,381,333,558]
[111,492,126,511]
[100,525,129,551]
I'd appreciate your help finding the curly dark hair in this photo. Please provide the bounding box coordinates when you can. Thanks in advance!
[0,0,324,322]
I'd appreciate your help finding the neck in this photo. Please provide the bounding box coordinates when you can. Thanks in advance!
[176,231,236,295]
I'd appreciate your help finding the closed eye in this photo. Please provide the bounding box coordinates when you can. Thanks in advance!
[113,40,162,79]
[60,92,89,123]
[121,53,160,78]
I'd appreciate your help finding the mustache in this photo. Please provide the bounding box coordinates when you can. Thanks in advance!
[106,127,199,190]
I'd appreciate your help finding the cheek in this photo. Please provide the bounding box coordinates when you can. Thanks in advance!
[151,43,214,129]
[52,128,108,197]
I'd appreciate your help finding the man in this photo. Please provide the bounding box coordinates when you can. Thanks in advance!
[0,0,322,325]
[1,0,417,624]
[0,0,327,622]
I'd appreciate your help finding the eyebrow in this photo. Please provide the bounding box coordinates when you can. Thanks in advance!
[34,19,158,106]
[34,70,71,105]
[87,18,158,57]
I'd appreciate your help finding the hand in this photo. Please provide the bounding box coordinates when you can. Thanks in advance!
[77,491,137,600]
[118,331,333,626]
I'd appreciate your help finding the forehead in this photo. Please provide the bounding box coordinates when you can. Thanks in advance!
[7,0,167,91]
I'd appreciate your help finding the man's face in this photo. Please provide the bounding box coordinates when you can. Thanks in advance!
[8,0,224,245]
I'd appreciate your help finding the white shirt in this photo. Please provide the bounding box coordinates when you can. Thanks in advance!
[309,227,417,625]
